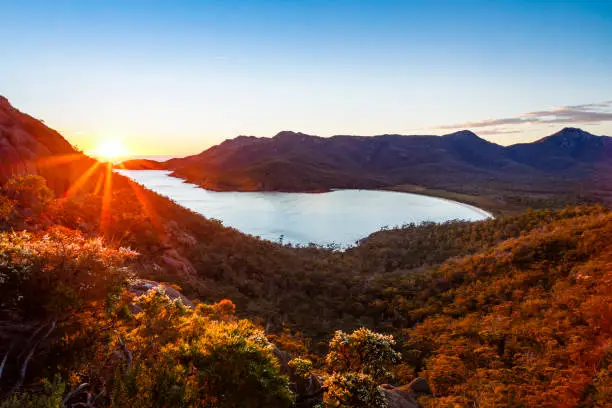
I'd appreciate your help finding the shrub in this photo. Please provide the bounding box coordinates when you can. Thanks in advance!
[288,357,313,378]
[108,289,294,408]
[0,374,65,408]
[0,226,135,320]
[326,328,400,382]
[322,372,387,408]
[1,175,53,229]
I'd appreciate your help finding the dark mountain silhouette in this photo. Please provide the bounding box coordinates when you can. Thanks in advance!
[508,127,612,172]
[160,128,610,194]
[119,158,166,170]
[145,127,612,212]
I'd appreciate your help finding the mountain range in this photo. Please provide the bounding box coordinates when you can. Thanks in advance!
[120,126,612,212]
[2,94,610,213]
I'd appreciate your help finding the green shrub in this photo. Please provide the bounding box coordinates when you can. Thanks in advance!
[1,374,65,408]
[108,289,294,408]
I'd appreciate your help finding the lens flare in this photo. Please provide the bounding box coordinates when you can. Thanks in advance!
[90,140,129,161]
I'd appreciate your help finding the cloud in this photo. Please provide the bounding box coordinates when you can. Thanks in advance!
[436,100,612,130]
[477,128,523,136]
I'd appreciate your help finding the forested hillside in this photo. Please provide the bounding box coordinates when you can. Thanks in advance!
[0,171,610,407]
[0,97,610,407]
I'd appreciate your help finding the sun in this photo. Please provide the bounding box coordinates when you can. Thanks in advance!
[90,139,129,161]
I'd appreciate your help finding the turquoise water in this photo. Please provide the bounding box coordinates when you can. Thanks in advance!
[116,170,492,247]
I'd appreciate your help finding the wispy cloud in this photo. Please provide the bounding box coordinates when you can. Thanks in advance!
[436,100,612,130]
[477,128,523,136]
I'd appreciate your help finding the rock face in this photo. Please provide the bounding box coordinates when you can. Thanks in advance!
[129,279,194,310]
[293,374,323,408]
[0,96,101,194]
[160,248,199,280]
[273,347,323,408]
[0,96,76,159]
[406,377,432,396]
[380,378,433,408]
[380,385,419,408]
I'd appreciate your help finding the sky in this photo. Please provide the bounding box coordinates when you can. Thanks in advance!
[1,0,611,156]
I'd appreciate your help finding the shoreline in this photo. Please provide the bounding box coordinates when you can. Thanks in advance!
[116,169,495,220]
[408,193,495,219]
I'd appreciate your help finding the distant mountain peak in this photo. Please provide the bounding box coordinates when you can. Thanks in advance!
[443,130,482,140]
[560,127,585,132]
[539,127,599,145]
[211,135,262,151]
[554,127,595,138]
[231,135,260,143]
[273,131,313,139]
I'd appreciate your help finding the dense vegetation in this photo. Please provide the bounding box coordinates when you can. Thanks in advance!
[1,172,611,407]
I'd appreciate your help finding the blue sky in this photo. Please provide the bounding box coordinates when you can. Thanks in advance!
[1,0,611,154]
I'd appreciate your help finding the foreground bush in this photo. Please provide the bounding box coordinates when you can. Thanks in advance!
[85,290,294,408]
[0,174,53,230]
[320,328,400,408]
[0,226,135,321]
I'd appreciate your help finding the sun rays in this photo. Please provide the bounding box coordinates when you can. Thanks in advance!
[114,161,166,237]
[36,153,87,168]
[34,150,164,238]
[99,162,113,233]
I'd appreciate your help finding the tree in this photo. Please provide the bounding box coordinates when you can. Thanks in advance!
[0,226,135,320]
[0,226,135,390]
[321,328,400,408]
[1,175,53,229]
[0,374,65,408]
[326,328,400,382]
[323,372,387,408]
[0,196,16,228]
[106,289,294,408]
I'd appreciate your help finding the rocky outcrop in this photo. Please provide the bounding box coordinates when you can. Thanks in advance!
[381,385,419,408]
[0,96,75,159]
[273,347,323,408]
[160,248,198,279]
[406,377,432,396]
[1,97,73,178]
[129,279,194,311]
[293,374,323,408]
[380,378,433,408]
[0,96,103,195]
